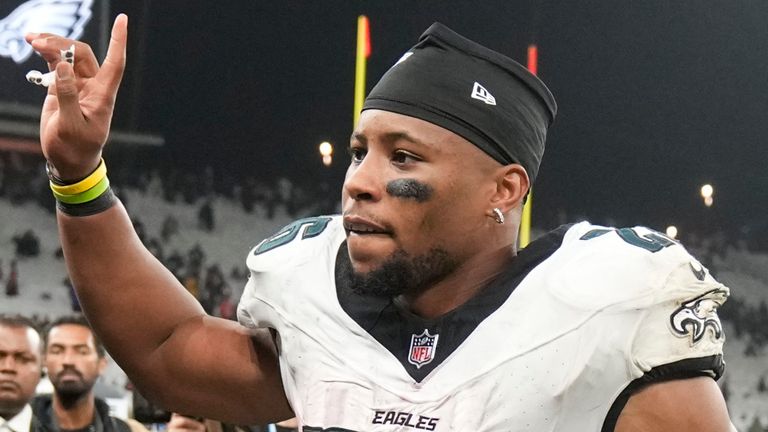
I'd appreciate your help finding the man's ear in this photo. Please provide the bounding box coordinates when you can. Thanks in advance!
[489,164,530,213]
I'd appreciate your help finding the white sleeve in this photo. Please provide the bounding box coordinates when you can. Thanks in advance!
[236,272,273,330]
[236,216,342,331]
[631,258,729,380]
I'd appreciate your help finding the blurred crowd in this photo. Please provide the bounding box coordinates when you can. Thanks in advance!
[1,221,241,323]
[0,151,337,219]
[0,150,335,322]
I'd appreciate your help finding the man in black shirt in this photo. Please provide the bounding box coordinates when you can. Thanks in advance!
[31,315,145,432]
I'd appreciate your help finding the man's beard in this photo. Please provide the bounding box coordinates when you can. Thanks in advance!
[52,369,96,408]
[348,247,459,298]
[0,390,27,419]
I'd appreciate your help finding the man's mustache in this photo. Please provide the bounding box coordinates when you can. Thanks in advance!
[54,366,83,380]
[0,379,21,390]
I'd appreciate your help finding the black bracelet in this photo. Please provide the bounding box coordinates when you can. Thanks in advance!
[56,187,117,217]
[46,159,101,186]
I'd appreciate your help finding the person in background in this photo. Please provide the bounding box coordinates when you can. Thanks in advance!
[0,315,42,432]
[4,261,18,297]
[31,315,146,432]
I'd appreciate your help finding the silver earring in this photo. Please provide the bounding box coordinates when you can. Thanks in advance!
[492,208,505,224]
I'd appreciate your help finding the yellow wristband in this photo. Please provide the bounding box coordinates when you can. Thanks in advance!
[52,176,110,204]
[49,159,107,196]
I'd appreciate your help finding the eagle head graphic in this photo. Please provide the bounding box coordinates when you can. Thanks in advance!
[0,0,93,64]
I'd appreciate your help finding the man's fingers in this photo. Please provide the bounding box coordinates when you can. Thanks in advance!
[28,32,64,40]
[30,39,63,66]
[30,37,99,77]
[70,41,99,77]
[54,62,85,126]
[42,94,59,113]
[97,14,128,90]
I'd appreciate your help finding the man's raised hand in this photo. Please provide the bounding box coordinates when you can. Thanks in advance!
[25,14,128,181]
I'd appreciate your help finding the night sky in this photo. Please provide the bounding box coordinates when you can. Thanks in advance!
[66,2,768,238]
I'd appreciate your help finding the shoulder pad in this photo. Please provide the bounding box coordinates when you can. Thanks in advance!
[555,222,729,377]
[548,223,697,307]
[632,259,729,375]
[247,215,342,272]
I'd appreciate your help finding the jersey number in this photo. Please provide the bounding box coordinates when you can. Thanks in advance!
[254,217,332,255]
[580,227,676,253]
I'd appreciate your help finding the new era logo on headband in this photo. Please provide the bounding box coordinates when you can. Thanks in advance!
[471,82,496,106]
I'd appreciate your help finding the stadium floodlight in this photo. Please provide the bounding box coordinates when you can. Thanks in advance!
[319,141,333,157]
[666,225,678,239]
[700,184,714,207]
[319,141,333,167]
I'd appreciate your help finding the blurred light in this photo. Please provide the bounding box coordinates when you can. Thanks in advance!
[322,155,332,167]
[319,141,333,157]
[360,15,371,58]
[666,225,678,239]
[527,45,538,76]
[700,184,714,207]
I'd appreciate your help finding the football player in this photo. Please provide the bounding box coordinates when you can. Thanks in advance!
[26,14,735,432]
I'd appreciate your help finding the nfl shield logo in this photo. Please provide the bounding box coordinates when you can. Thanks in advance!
[408,329,439,369]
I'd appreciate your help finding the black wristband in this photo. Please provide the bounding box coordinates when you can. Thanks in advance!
[46,159,102,186]
[56,187,117,217]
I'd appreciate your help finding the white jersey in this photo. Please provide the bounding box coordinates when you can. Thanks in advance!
[237,217,728,432]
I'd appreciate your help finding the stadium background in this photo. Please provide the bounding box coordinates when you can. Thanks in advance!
[0,0,766,430]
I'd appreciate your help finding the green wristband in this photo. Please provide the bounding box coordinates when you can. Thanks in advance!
[52,176,110,204]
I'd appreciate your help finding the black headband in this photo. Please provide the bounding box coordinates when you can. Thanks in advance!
[362,23,557,185]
